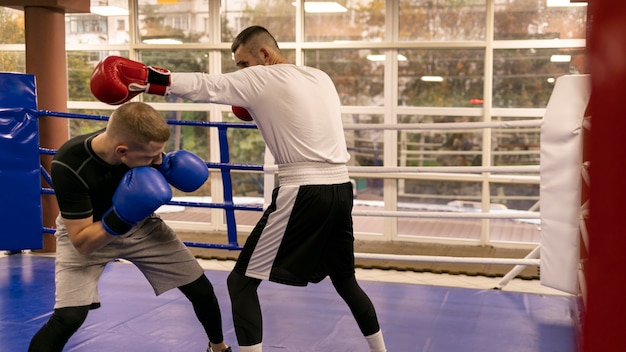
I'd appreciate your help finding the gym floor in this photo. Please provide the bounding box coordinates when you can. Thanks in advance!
[1,252,578,352]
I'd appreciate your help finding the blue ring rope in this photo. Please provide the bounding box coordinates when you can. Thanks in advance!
[37,109,265,250]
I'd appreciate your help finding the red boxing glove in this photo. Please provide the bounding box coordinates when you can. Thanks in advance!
[90,56,171,105]
[232,106,253,121]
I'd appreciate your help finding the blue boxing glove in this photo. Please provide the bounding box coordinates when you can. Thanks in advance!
[102,166,172,236]
[156,150,208,192]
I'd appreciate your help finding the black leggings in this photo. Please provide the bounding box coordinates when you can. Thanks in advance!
[179,274,225,344]
[227,271,380,347]
[227,271,263,346]
[28,274,224,351]
[329,274,381,336]
[28,305,90,352]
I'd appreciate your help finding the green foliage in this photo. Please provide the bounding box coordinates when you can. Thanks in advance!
[67,53,96,101]
[0,8,24,44]
[0,51,24,73]
[242,0,296,41]
[0,8,25,72]
[228,128,265,165]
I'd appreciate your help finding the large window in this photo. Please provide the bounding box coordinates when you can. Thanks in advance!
[0,0,587,245]
[398,49,485,107]
[399,0,487,41]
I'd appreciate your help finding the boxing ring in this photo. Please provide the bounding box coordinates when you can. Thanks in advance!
[0,74,588,293]
[0,71,590,294]
[0,71,587,351]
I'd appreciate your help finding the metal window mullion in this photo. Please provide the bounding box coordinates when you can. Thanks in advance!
[208,0,225,233]
[480,0,496,245]
[383,0,399,242]
[294,0,304,66]
[128,0,139,60]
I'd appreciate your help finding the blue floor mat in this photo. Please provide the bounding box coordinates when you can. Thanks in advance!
[1,254,578,352]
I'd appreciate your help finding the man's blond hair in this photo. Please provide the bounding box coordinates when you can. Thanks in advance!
[107,102,170,148]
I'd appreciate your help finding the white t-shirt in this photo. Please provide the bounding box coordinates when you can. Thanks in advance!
[169,64,351,165]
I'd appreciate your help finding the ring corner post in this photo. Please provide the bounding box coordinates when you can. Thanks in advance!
[0,72,43,252]
[14,0,91,252]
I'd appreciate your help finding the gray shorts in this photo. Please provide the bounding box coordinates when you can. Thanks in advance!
[53,215,204,309]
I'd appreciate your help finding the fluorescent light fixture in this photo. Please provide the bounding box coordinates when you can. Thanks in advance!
[366,54,408,62]
[546,0,587,7]
[90,6,129,16]
[292,2,348,13]
[550,54,571,62]
[142,38,183,44]
[421,76,444,82]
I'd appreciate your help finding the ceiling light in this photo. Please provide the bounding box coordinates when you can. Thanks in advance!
[292,2,348,13]
[90,6,129,16]
[421,76,444,82]
[546,0,587,7]
[550,54,571,62]
[366,54,407,62]
[142,38,183,44]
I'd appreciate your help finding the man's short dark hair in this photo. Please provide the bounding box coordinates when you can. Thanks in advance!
[231,25,278,53]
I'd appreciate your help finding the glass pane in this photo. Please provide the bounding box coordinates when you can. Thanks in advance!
[352,180,385,216]
[490,218,540,243]
[343,113,384,165]
[0,7,25,44]
[396,179,484,241]
[137,0,209,44]
[399,0,487,41]
[221,49,296,73]
[223,110,266,198]
[344,114,384,203]
[168,123,211,197]
[490,177,540,243]
[222,49,238,73]
[304,0,384,42]
[401,179,482,203]
[491,182,539,213]
[397,216,483,240]
[68,51,128,101]
[224,111,265,165]
[492,123,541,167]
[0,51,25,72]
[353,214,385,235]
[398,49,485,107]
[398,114,483,123]
[304,50,384,106]
[67,108,109,138]
[66,0,129,45]
[137,50,210,103]
[493,48,585,108]
[494,0,587,40]
[221,0,295,43]
[397,127,482,168]
[164,112,210,155]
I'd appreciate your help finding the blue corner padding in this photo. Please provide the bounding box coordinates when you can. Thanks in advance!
[0,73,37,109]
[0,73,42,250]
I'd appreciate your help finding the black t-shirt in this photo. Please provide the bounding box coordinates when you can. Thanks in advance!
[51,130,129,221]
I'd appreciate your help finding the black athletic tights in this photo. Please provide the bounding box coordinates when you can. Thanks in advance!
[28,275,223,352]
[28,305,90,352]
[179,274,225,345]
[227,271,381,346]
